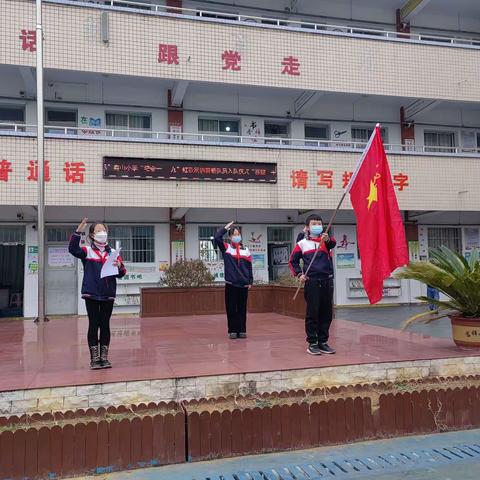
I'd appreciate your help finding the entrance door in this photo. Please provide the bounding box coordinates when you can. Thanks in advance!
[0,227,25,318]
[46,227,77,315]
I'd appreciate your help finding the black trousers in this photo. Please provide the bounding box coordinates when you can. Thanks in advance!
[303,277,334,345]
[85,298,114,347]
[225,284,249,334]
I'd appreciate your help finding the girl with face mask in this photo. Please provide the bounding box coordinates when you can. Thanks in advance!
[69,218,127,370]
[214,221,254,339]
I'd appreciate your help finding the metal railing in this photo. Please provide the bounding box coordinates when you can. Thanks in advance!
[53,0,480,49]
[1,122,479,155]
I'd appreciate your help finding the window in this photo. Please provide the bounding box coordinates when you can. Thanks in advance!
[106,112,152,138]
[0,105,25,131]
[108,226,155,263]
[47,227,76,243]
[45,108,77,134]
[477,133,480,150]
[0,226,25,245]
[267,227,293,243]
[352,127,387,147]
[427,227,462,255]
[305,124,329,146]
[198,118,239,142]
[196,11,237,21]
[199,226,222,262]
[265,122,290,144]
[424,131,456,153]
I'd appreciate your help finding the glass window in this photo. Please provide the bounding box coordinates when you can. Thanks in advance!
[0,226,25,245]
[198,118,239,142]
[199,226,222,262]
[424,131,456,153]
[45,108,77,134]
[427,227,462,254]
[109,225,155,263]
[106,112,151,138]
[267,227,293,243]
[305,125,329,139]
[352,127,387,146]
[47,226,76,243]
[305,124,329,146]
[265,122,289,136]
[0,105,25,124]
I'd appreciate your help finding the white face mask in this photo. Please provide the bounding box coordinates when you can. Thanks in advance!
[94,231,108,244]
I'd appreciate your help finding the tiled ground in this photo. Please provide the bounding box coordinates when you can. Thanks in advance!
[0,311,477,392]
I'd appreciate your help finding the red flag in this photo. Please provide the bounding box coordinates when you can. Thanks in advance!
[348,126,409,304]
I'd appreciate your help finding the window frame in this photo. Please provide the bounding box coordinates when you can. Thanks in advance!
[424,130,457,153]
[45,107,78,134]
[105,111,152,137]
[427,227,463,256]
[198,117,240,142]
[198,225,223,262]
[108,225,155,264]
[0,104,26,129]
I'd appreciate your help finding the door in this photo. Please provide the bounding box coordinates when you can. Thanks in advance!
[46,227,77,315]
[0,226,25,318]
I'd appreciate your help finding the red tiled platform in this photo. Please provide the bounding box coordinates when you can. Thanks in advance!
[0,313,478,392]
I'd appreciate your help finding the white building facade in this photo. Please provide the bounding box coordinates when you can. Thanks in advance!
[0,0,479,317]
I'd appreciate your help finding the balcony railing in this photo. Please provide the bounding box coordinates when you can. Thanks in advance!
[1,122,479,156]
[52,0,480,49]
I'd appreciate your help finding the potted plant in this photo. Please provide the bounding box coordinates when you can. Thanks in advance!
[396,246,480,348]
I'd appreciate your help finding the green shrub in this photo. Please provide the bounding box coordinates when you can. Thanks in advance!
[160,259,215,288]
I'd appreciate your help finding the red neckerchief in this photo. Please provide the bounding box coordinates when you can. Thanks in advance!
[231,242,241,265]
[92,242,108,263]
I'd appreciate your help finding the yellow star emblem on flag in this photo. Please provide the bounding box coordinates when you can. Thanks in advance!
[367,173,381,210]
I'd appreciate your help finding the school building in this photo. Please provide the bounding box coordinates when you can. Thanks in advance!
[0,0,479,317]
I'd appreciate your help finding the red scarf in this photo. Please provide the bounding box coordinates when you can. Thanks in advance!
[232,242,241,265]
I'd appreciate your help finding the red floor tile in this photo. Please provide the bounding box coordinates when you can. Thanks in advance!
[0,313,477,392]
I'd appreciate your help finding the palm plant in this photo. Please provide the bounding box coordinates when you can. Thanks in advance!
[395,246,480,327]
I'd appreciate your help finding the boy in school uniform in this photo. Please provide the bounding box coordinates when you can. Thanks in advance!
[289,214,337,355]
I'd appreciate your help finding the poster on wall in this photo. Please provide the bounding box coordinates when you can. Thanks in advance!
[205,261,225,282]
[336,253,355,269]
[27,246,38,275]
[408,241,420,262]
[244,225,268,282]
[48,247,75,268]
[252,254,265,269]
[272,245,289,265]
[171,240,185,264]
[464,227,480,251]
[242,117,263,144]
[335,233,356,252]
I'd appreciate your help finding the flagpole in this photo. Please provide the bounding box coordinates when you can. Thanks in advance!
[292,125,380,301]
[34,0,48,323]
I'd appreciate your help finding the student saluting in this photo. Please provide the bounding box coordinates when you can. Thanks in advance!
[214,221,253,339]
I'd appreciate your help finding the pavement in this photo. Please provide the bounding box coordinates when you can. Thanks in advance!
[72,429,480,480]
[337,305,452,339]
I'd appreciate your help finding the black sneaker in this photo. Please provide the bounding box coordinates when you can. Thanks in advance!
[319,343,336,354]
[228,333,238,339]
[238,332,247,339]
[307,344,322,355]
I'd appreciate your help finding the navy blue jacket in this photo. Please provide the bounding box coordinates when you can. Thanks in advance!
[289,235,336,279]
[214,228,253,288]
[69,232,127,302]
